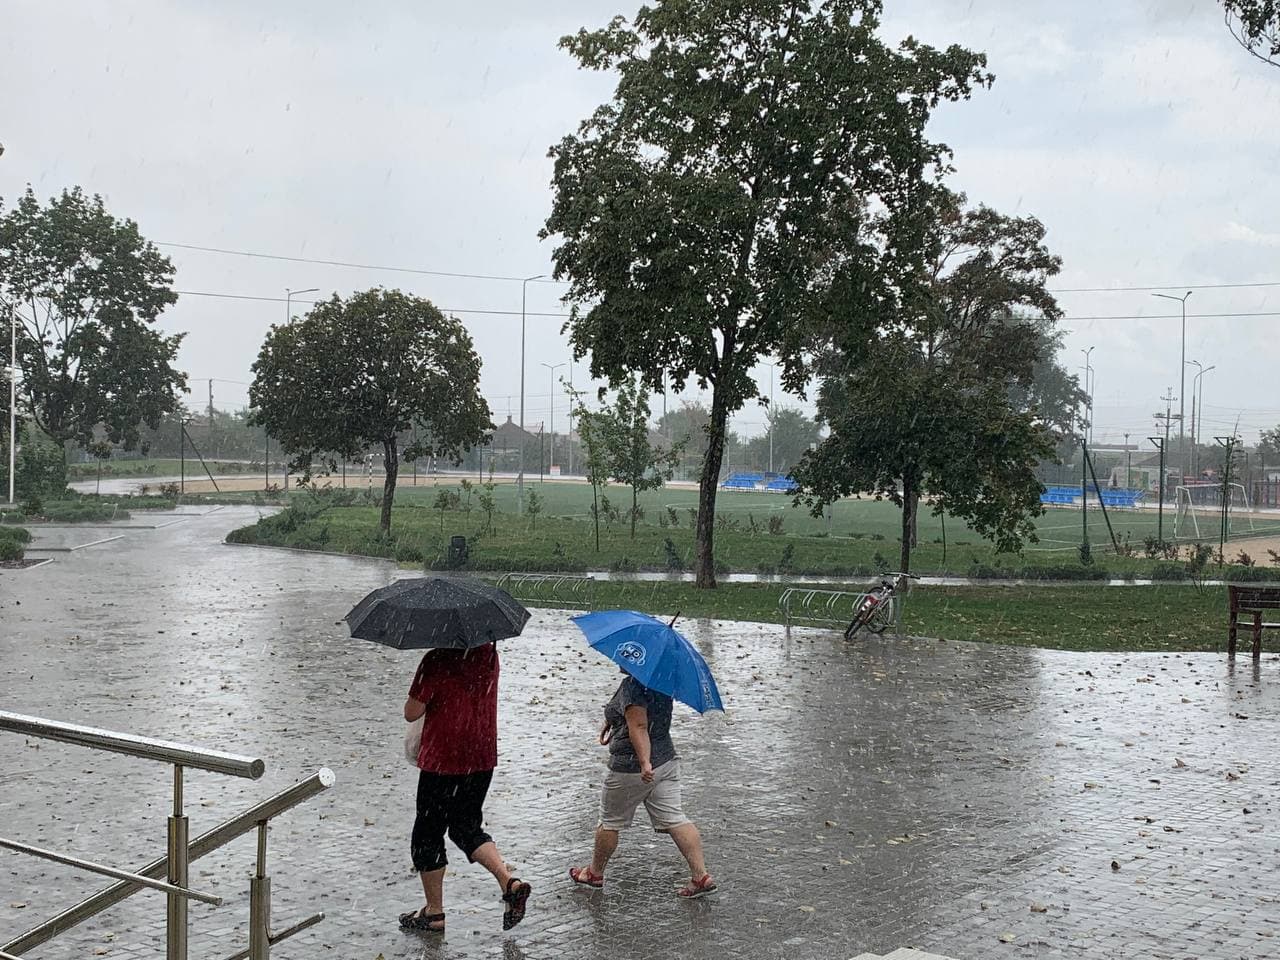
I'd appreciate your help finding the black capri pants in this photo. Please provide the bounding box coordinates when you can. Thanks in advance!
[411,769,494,872]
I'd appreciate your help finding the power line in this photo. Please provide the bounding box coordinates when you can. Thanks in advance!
[158,241,568,285]
[169,287,1280,324]
[172,288,568,319]
[1051,280,1280,293]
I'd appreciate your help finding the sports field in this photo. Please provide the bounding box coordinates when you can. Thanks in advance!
[393,477,1280,553]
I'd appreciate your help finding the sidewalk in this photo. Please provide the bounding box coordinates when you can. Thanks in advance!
[1,508,1278,958]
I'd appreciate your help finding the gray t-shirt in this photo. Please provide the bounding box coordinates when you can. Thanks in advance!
[603,676,676,774]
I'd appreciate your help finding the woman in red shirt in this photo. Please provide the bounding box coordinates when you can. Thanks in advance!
[398,643,531,933]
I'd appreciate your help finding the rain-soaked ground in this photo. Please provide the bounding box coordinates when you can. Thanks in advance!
[1,507,1278,960]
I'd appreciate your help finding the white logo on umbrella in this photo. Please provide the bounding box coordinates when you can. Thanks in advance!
[615,640,647,667]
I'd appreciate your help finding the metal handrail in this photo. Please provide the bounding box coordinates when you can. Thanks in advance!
[0,838,222,906]
[4,768,335,956]
[0,711,264,779]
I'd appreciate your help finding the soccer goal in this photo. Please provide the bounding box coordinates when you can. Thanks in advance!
[1173,483,1257,541]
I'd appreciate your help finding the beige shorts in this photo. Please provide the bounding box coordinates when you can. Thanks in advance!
[599,759,689,832]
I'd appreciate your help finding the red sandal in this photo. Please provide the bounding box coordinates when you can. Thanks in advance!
[569,865,605,888]
[677,874,717,899]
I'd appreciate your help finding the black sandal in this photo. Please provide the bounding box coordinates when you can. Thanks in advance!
[502,878,531,931]
[399,907,446,932]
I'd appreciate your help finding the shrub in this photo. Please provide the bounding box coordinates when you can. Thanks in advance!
[1078,540,1093,565]
[869,533,885,542]
[663,538,684,573]
[159,483,180,498]
[395,542,425,564]
[666,506,680,528]
[0,511,27,524]
[0,526,33,544]
[1150,562,1188,582]
[778,542,796,574]
[1234,550,1255,568]
[767,515,785,536]
[872,551,889,573]
[609,555,637,573]
[1268,549,1280,566]
[0,538,23,562]
[745,513,760,536]
[715,513,740,533]
[21,494,43,517]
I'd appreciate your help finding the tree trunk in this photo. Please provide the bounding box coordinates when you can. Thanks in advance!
[909,490,920,548]
[381,436,398,535]
[695,381,731,589]
[631,484,638,538]
[899,472,915,575]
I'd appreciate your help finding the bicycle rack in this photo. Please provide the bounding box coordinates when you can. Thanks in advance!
[493,572,596,611]
[778,587,872,629]
[0,711,334,960]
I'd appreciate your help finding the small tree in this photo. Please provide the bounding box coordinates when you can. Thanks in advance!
[459,478,475,527]
[89,440,113,495]
[433,487,461,532]
[478,471,498,534]
[249,289,491,535]
[600,378,683,537]
[570,386,611,552]
[526,488,543,530]
[0,187,187,452]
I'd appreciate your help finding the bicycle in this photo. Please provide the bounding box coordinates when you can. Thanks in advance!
[843,572,919,640]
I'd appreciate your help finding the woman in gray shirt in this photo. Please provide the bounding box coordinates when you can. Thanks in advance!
[569,672,717,898]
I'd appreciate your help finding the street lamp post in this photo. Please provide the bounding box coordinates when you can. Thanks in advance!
[1080,346,1094,448]
[763,362,778,473]
[285,287,318,324]
[1193,363,1215,477]
[540,361,566,476]
[1154,291,1192,476]
[518,275,544,513]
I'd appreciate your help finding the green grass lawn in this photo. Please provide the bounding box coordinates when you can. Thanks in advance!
[496,579,1229,652]
[225,485,1280,582]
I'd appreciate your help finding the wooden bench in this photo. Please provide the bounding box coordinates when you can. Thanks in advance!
[1228,583,1280,658]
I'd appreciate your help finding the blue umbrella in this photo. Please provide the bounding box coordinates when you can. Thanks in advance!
[571,610,724,714]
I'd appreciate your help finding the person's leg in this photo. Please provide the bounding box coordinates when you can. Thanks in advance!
[572,770,638,884]
[644,761,712,887]
[591,825,620,874]
[404,771,449,930]
[668,822,708,879]
[445,770,531,929]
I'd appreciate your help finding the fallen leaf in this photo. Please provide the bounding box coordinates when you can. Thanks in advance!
[1030,902,1048,913]
[998,932,1016,943]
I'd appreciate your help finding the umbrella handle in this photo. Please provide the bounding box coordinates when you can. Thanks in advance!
[668,611,681,628]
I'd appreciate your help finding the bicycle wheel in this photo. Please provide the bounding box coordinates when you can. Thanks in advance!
[863,596,894,634]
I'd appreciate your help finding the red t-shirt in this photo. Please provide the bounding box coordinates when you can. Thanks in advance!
[408,644,499,775]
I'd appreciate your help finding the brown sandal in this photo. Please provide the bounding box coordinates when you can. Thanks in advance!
[569,865,605,888]
[399,907,446,932]
[502,877,531,930]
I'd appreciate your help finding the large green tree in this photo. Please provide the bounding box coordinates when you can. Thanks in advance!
[795,190,1064,574]
[0,187,187,450]
[542,0,991,587]
[249,289,491,534]
[1222,1,1279,66]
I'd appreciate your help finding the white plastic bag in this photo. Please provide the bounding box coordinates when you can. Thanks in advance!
[403,715,424,767]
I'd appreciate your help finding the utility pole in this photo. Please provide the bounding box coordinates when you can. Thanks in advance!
[1125,432,1132,489]
[1149,436,1166,542]
[208,380,215,457]
[1153,291,1192,476]
[1153,388,1181,526]
[1215,434,1239,562]
[541,361,565,474]
[517,275,544,513]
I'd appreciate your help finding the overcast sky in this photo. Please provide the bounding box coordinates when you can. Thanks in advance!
[3,0,1278,445]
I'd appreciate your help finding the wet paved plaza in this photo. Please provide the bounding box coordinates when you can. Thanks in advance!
[2,508,1279,959]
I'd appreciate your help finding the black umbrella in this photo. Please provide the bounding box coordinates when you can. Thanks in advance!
[345,576,531,650]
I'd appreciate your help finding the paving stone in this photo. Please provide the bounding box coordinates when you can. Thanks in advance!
[1,508,1279,959]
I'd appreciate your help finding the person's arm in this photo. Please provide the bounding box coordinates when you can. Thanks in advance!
[404,656,434,722]
[624,704,654,782]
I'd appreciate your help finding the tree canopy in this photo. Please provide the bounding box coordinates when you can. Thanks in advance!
[0,186,187,450]
[542,0,991,586]
[743,406,823,474]
[249,289,491,534]
[600,378,683,536]
[794,190,1065,574]
[1222,1,1280,66]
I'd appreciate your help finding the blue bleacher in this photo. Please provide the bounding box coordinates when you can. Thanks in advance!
[766,477,798,493]
[720,472,764,491]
